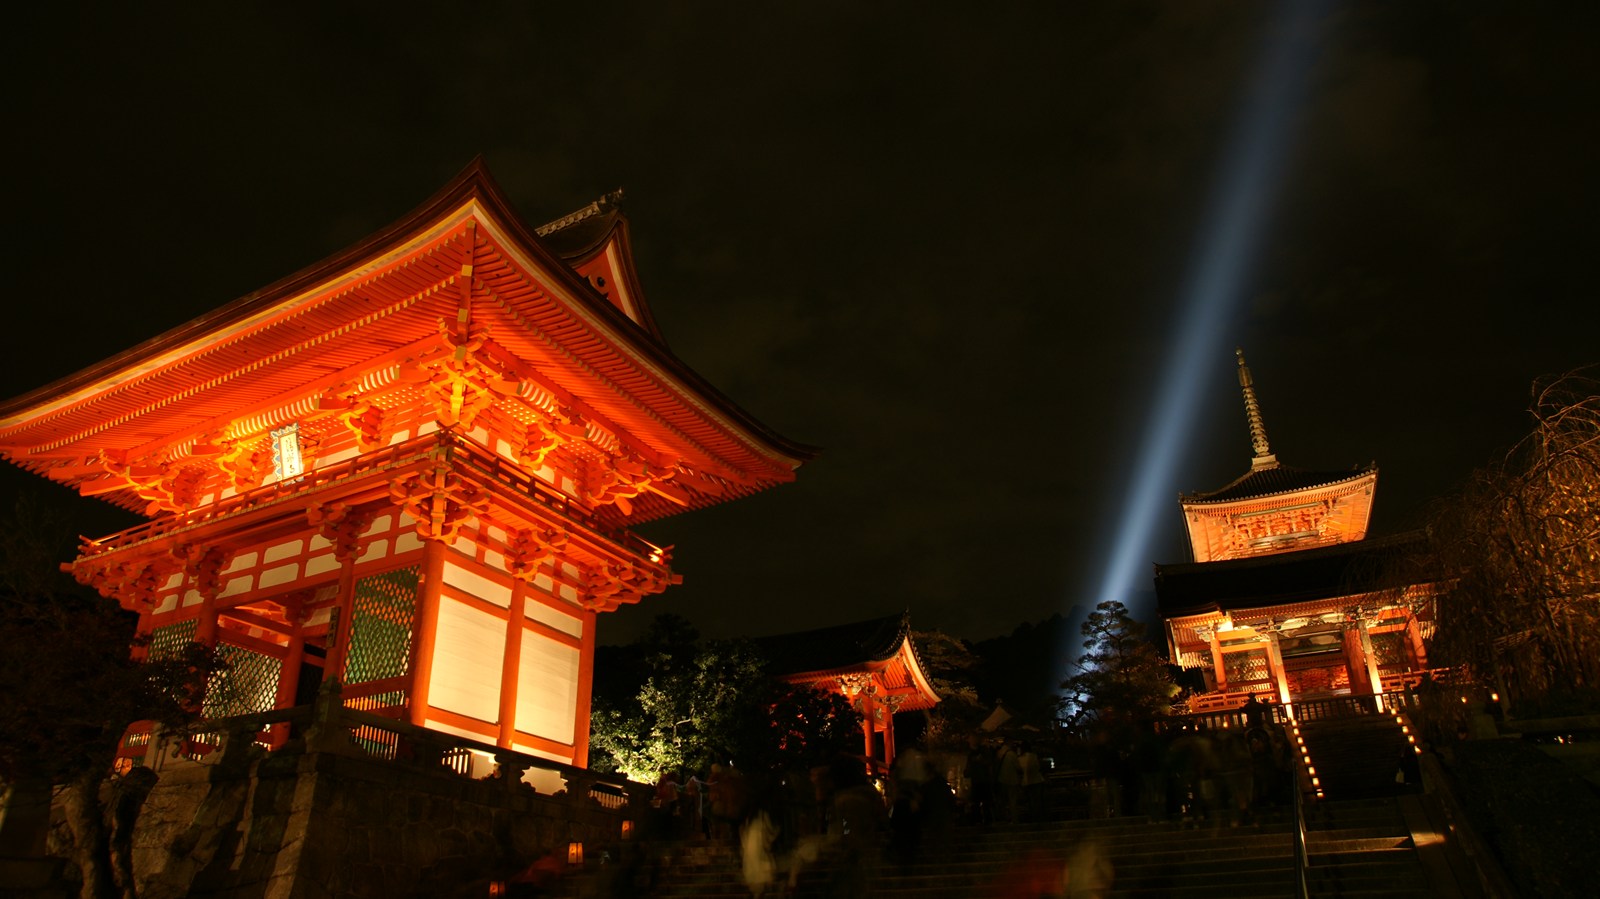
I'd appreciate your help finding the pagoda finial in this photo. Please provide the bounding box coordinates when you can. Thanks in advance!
[1236,348,1278,469]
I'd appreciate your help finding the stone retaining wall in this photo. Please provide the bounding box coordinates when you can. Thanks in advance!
[57,734,641,899]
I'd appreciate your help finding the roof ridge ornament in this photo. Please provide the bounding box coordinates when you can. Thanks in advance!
[1236,348,1278,470]
[533,188,626,236]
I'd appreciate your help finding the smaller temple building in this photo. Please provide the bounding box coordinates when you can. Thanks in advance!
[757,612,939,770]
[1155,351,1434,713]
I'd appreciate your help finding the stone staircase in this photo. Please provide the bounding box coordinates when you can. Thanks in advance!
[552,798,1435,898]
[1296,712,1416,800]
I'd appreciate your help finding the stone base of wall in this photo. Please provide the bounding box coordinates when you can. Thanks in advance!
[52,735,640,899]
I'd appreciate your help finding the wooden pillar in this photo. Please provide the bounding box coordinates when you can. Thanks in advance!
[860,690,877,768]
[572,608,597,768]
[1355,620,1383,710]
[1404,616,1428,670]
[273,604,306,747]
[408,538,446,727]
[497,581,527,750]
[1210,629,1228,693]
[881,696,897,770]
[324,549,361,682]
[1264,632,1292,707]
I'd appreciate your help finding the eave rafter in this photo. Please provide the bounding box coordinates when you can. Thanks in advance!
[3,172,805,530]
[474,277,766,487]
[0,227,474,455]
[68,431,679,612]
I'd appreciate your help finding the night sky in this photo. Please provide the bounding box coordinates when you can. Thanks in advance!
[3,3,1596,645]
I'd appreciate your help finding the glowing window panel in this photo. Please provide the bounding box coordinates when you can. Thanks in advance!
[271,423,305,481]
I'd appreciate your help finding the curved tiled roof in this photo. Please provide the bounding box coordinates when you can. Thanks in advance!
[1154,531,1425,616]
[0,160,818,520]
[1182,462,1377,504]
[755,612,912,677]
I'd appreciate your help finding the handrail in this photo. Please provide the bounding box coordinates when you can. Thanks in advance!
[1292,768,1311,899]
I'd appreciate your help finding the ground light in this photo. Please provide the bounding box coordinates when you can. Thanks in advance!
[1085,0,1330,623]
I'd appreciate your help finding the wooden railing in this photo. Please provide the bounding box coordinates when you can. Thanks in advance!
[1169,691,1290,731]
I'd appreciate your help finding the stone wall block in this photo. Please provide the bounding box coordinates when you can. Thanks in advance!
[89,724,639,898]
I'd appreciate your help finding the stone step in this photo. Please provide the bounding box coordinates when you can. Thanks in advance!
[565,794,1433,899]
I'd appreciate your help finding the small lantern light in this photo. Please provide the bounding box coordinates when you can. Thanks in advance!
[567,841,584,866]
[621,819,635,840]
[488,882,506,897]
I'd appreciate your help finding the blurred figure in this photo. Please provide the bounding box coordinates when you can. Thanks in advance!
[992,849,1067,898]
[1018,742,1045,822]
[740,809,778,897]
[997,740,1021,823]
[887,746,925,866]
[965,735,998,825]
[653,770,682,839]
[1064,839,1114,899]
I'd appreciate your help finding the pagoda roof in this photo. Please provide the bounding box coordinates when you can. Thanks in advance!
[1154,531,1424,617]
[0,160,816,521]
[756,612,939,711]
[1181,462,1378,505]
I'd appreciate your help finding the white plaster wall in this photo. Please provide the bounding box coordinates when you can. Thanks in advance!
[429,599,505,725]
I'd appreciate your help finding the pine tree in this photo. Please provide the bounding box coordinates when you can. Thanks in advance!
[1060,600,1176,734]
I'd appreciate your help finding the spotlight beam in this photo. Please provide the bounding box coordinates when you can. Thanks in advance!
[1090,2,1328,616]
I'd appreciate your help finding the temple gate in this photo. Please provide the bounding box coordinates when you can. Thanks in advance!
[0,162,813,769]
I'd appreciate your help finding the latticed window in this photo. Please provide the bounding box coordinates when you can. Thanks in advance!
[147,618,198,660]
[204,642,283,718]
[1225,648,1270,686]
[345,566,420,685]
[1370,631,1406,669]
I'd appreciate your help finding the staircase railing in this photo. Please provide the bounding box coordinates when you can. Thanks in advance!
[1292,753,1312,899]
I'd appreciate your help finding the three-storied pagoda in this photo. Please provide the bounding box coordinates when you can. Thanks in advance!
[0,162,814,767]
[1155,351,1433,711]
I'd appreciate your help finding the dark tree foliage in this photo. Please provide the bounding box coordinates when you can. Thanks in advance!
[908,629,986,751]
[588,615,859,782]
[0,493,220,898]
[1411,368,1600,714]
[971,612,1079,726]
[1059,600,1176,736]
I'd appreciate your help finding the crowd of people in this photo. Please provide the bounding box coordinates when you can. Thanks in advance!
[581,705,1303,897]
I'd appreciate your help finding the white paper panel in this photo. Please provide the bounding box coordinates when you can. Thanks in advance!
[524,596,582,637]
[263,540,303,564]
[443,560,512,608]
[430,599,506,724]
[516,631,578,745]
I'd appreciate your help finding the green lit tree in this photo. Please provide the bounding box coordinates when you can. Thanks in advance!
[1059,600,1177,736]
[589,618,860,782]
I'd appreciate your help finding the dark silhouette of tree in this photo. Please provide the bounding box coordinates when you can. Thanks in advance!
[909,629,986,751]
[1414,367,1600,714]
[1059,600,1176,736]
[0,493,220,899]
[971,612,1080,727]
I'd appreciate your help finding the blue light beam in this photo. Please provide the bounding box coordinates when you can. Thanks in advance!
[1090,3,1328,616]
